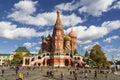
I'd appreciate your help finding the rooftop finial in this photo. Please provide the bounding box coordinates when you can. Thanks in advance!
[57,10,60,18]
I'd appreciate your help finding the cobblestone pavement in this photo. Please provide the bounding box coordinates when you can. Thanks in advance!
[0,67,120,80]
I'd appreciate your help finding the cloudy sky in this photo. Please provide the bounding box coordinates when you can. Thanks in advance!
[0,0,120,60]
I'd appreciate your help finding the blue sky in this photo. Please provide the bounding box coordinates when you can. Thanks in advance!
[0,0,120,60]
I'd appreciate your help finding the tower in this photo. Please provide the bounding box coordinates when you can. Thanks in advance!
[69,29,77,53]
[52,10,64,53]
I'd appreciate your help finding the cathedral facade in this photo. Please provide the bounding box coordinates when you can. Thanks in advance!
[23,10,83,67]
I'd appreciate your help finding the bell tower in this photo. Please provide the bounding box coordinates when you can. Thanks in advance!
[52,10,64,53]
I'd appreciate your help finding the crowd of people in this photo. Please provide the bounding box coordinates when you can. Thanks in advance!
[0,65,119,80]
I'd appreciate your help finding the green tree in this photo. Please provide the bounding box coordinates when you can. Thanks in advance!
[24,51,31,56]
[85,51,90,58]
[12,52,23,65]
[90,44,110,67]
[38,49,42,54]
[74,49,79,55]
[84,51,90,65]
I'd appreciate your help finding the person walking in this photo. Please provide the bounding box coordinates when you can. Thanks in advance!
[60,72,64,80]
[70,70,72,76]
[47,70,50,77]
[94,70,97,79]
[15,66,19,75]
[84,72,87,79]
[18,73,24,80]
[105,71,108,78]
[26,67,30,75]
[74,72,78,80]
[2,68,4,76]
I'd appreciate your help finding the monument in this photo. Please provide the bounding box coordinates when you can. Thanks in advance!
[23,10,83,67]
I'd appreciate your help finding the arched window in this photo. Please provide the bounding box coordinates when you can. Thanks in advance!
[47,53,49,56]
[65,59,69,66]
[70,54,73,58]
[66,53,69,56]
[34,63,36,66]
[38,63,41,66]
[38,56,41,59]
[25,58,29,65]
[42,54,45,57]
[31,58,34,61]
[74,57,76,60]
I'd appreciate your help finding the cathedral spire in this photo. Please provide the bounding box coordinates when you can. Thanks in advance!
[53,10,64,37]
[57,10,60,18]
[54,10,63,30]
[55,10,61,25]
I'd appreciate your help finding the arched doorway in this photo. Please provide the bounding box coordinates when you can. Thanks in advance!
[25,58,29,65]
[47,59,50,66]
[38,63,41,66]
[34,63,36,66]
[76,63,80,67]
[65,59,69,66]
[43,60,45,66]
[38,56,41,59]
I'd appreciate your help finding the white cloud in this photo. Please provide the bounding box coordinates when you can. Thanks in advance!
[23,42,37,49]
[35,46,40,50]
[103,45,120,53]
[61,13,83,26]
[112,1,120,9]
[83,45,93,52]
[103,35,119,43]
[23,42,32,48]
[83,42,99,51]
[55,0,80,11]
[14,0,37,15]
[55,0,116,17]
[79,0,115,16]
[66,20,120,44]
[8,0,83,27]
[102,20,120,31]
[0,21,45,39]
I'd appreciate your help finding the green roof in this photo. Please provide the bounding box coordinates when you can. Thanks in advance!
[15,47,29,52]
[64,35,71,41]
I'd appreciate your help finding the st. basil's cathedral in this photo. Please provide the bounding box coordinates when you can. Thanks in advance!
[23,10,83,67]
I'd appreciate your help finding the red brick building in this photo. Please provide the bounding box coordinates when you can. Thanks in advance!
[23,10,83,67]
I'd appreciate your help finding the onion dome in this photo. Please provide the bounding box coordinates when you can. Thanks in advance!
[69,29,77,38]
[64,35,71,41]
[46,34,51,41]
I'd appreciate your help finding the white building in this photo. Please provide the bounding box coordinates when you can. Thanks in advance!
[0,54,13,66]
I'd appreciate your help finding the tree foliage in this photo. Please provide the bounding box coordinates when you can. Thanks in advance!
[12,52,23,65]
[74,49,79,55]
[38,49,42,54]
[84,51,90,58]
[90,44,110,67]
[24,51,31,56]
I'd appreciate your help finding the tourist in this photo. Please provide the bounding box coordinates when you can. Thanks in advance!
[2,68,4,76]
[15,66,19,75]
[84,72,87,79]
[70,70,72,76]
[94,70,97,79]
[50,70,53,78]
[105,71,108,78]
[60,72,64,80]
[74,72,78,80]
[18,73,24,80]
[26,67,30,75]
[73,70,75,75]
[89,70,91,73]
[46,70,50,77]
